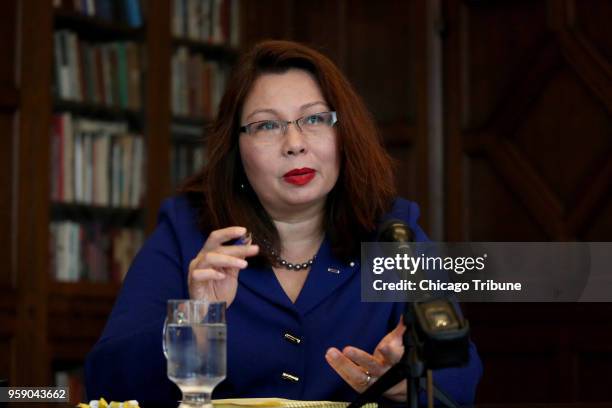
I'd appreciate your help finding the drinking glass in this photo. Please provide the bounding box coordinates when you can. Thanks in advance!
[163,299,227,407]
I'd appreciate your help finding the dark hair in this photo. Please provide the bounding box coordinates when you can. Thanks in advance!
[179,40,396,263]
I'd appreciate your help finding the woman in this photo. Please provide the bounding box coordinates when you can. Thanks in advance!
[85,40,482,405]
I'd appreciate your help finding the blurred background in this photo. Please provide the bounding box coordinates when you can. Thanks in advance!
[0,0,611,405]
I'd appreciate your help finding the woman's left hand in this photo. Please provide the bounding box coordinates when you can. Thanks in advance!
[325,318,407,401]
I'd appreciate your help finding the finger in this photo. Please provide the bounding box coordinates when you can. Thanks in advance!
[374,331,404,361]
[373,321,406,364]
[203,227,247,250]
[215,244,260,259]
[383,379,408,402]
[377,342,404,365]
[191,268,229,281]
[194,252,248,270]
[325,348,371,391]
[377,319,406,350]
[391,317,406,335]
[342,346,387,377]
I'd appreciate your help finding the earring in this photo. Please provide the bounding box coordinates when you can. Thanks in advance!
[240,183,245,190]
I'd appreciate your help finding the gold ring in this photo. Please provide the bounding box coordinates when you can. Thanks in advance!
[362,371,372,387]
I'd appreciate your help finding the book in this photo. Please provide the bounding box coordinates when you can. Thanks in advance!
[52,30,143,109]
[54,31,71,99]
[50,221,143,283]
[170,122,206,186]
[172,0,240,45]
[51,114,144,208]
[171,47,227,118]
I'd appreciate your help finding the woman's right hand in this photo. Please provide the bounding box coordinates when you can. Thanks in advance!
[188,226,259,306]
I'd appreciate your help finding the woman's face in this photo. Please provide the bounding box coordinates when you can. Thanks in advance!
[239,68,340,218]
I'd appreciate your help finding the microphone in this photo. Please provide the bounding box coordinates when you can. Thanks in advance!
[376,219,414,245]
[349,219,468,408]
[379,219,470,367]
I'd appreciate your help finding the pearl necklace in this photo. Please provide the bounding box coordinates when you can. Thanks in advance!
[264,241,316,271]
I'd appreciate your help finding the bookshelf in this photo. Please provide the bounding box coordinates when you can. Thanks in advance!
[169,0,240,187]
[7,0,242,397]
[48,1,148,402]
[54,9,145,40]
[53,99,144,126]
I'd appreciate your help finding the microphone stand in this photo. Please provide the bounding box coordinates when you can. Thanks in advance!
[347,301,464,408]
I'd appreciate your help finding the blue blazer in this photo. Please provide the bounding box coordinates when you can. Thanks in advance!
[85,196,482,406]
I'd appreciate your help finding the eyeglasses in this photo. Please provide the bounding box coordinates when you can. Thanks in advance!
[239,111,338,138]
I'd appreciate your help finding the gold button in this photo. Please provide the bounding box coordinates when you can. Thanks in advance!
[281,372,300,382]
[283,333,301,344]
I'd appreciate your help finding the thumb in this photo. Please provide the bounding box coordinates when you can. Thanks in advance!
[378,343,404,365]
[390,317,407,337]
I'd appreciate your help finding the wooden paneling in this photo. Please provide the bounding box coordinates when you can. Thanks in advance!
[387,145,418,201]
[48,294,116,341]
[143,0,172,233]
[14,0,54,386]
[239,0,295,49]
[0,113,16,290]
[291,0,345,66]
[0,0,21,388]
[573,0,612,64]
[0,0,17,291]
[0,291,17,359]
[47,294,116,364]
[0,338,14,383]
[461,1,550,129]
[512,66,611,209]
[343,0,416,125]
[576,353,612,401]
[463,303,612,402]
[445,0,612,403]
[444,0,612,242]
[0,1,16,87]
[582,197,612,240]
[467,157,548,241]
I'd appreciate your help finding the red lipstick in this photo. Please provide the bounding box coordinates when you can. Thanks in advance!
[283,168,315,186]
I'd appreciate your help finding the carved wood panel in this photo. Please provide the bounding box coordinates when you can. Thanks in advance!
[445,0,612,402]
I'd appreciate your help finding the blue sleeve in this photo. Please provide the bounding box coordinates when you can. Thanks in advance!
[84,199,186,405]
[388,200,483,406]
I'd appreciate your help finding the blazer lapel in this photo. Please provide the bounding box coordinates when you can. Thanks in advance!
[237,237,360,315]
[238,263,296,312]
[294,237,360,316]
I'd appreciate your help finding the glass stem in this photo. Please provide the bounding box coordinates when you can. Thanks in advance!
[182,391,212,408]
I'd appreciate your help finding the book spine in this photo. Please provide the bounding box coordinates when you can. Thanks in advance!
[84,131,93,204]
[230,0,240,47]
[86,45,98,104]
[212,0,223,44]
[172,0,183,37]
[109,44,120,107]
[124,0,143,27]
[67,32,82,101]
[101,45,113,106]
[117,42,129,109]
[63,113,74,202]
[111,136,120,207]
[51,115,63,201]
[56,31,72,100]
[187,0,198,39]
[130,136,143,207]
